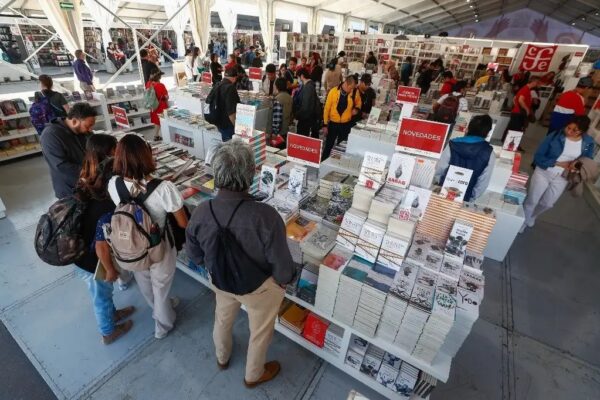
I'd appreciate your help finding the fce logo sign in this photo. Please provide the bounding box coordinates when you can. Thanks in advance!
[519,44,557,73]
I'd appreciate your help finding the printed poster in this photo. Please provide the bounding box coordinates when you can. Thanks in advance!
[234,104,256,137]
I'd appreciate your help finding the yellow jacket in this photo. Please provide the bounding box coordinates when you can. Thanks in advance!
[324,85,362,124]
[475,75,490,89]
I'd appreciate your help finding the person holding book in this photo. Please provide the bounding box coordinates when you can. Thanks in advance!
[40,103,97,198]
[522,115,594,231]
[434,114,496,202]
[146,69,169,141]
[74,134,135,345]
[185,140,294,388]
[107,134,189,340]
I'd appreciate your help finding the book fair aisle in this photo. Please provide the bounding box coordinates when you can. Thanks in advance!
[1,1,600,400]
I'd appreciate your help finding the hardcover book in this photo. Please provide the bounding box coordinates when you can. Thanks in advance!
[387,153,416,189]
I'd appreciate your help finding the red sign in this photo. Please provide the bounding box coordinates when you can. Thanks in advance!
[377,38,384,45]
[519,44,557,72]
[201,72,212,84]
[381,54,390,61]
[575,51,584,57]
[353,37,360,44]
[248,67,262,81]
[286,133,322,168]
[112,106,130,128]
[396,117,450,159]
[396,86,421,104]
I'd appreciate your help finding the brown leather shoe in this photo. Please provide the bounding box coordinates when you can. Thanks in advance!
[244,361,281,388]
[217,359,230,370]
[114,306,136,322]
[102,320,133,345]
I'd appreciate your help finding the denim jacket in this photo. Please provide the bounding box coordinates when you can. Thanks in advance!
[534,129,595,169]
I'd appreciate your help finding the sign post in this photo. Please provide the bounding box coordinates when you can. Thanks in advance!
[112,106,130,129]
[396,117,449,159]
[286,133,323,168]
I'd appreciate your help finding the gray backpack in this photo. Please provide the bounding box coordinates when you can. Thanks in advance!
[106,178,167,271]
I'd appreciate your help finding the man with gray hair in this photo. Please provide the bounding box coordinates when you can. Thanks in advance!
[185,140,294,388]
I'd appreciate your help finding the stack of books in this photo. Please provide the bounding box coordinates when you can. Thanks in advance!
[368,185,404,225]
[376,352,403,391]
[410,156,437,189]
[336,208,368,252]
[393,362,420,396]
[264,152,287,170]
[358,152,388,190]
[503,172,529,205]
[387,153,416,189]
[413,372,437,398]
[324,323,344,356]
[286,216,317,264]
[266,197,299,223]
[300,195,330,222]
[302,312,330,347]
[318,171,348,199]
[359,343,386,378]
[355,220,387,263]
[300,223,338,261]
[345,335,369,370]
[324,181,355,226]
[234,130,266,167]
[376,289,410,342]
[315,245,353,317]
[297,261,319,305]
[377,232,410,272]
[387,214,417,242]
[440,220,473,282]
[279,303,310,335]
[353,270,390,337]
[352,184,377,213]
[406,234,445,272]
[333,257,371,326]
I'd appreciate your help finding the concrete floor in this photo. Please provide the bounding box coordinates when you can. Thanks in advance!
[0,123,600,400]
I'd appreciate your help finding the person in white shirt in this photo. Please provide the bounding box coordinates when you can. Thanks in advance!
[107,134,189,339]
[185,46,200,81]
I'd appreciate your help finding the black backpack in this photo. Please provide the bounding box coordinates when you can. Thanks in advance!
[203,82,222,125]
[34,195,88,266]
[208,199,269,295]
[432,95,460,124]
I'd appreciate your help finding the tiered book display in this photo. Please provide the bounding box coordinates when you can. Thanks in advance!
[84,27,104,64]
[18,24,72,67]
[0,99,40,162]
[281,33,339,63]
[97,85,153,132]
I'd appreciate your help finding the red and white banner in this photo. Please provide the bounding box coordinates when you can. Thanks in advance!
[201,72,212,84]
[286,133,322,168]
[519,44,557,72]
[248,67,262,81]
[396,118,449,158]
[396,86,421,104]
[112,106,130,129]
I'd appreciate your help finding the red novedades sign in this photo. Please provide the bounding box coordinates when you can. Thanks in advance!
[396,86,421,104]
[201,72,212,84]
[396,117,449,159]
[248,67,262,81]
[112,106,130,128]
[286,132,322,168]
[519,44,557,72]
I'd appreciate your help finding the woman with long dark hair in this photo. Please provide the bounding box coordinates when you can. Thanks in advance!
[185,46,200,81]
[75,134,135,345]
[108,134,188,339]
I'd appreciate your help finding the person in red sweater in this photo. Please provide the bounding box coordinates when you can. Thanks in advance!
[503,76,541,145]
[440,71,457,96]
[224,54,237,71]
[547,76,592,134]
[146,70,169,141]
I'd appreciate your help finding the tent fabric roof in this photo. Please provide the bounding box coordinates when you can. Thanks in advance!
[2,0,600,37]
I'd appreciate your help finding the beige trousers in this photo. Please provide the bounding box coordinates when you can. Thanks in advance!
[213,277,285,382]
[133,245,177,337]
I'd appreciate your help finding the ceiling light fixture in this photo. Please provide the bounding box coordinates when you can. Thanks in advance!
[469,5,473,8]
[581,16,586,21]
[466,0,470,2]
[571,22,576,25]
[475,19,479,22]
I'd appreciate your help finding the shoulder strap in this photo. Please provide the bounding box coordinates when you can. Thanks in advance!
[209,199,246,229]
[116,177,131,204]
[136,179,162,204]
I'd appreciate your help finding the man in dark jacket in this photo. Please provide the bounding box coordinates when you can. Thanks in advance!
[294,68,321,139]
[186,140,294,388]
[434,114,495,202]
[212,67,240,141]
[40,103,97,198]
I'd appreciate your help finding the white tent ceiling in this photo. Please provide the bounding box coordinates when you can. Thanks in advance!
[1,0,599,37]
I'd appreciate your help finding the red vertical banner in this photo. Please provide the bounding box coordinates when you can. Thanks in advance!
[112,106,130,129]
[519,44,557,72]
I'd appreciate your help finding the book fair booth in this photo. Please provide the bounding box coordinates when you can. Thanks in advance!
[1,1,600,395]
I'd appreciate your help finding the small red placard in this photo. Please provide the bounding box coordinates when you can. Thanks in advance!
[396,86,421,104]
[201,72,212,84]
[377,38,384,45]
[112,106,130,128]
[396,117,450,159]
[286,133,322,168]
[248,67,262,81]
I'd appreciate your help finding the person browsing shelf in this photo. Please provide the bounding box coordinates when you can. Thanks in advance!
[261,63,277,96]
[107,134,188,340]
[146,69,169,141]
[73,49,95,92]
[74,134,135,345]
[271,78,293,138]
[440,71,457,96]
[475,68,496,90]
[434,114,496,202]
[400,56,414,86]
[358,73,376,117]
[322,75,362,160]
[39,74,69,117]
[504,76,541,143]
[323,58,343,94]
[522,116,595,231]
[210,53,223,85]
[185,141,294,388]
[211,67,241,142]
[185,46,201,81]
[294,68,321,139]
[40,103,97,198]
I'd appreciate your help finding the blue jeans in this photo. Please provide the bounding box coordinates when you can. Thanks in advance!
[218,126,235,142]
[76,269,115,336]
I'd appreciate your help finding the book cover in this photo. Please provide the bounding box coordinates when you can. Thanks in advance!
[358,152,388,190]
[410,156,437,188]
[234,104,257,137]
[503,130,523,152]
[324,182,354,225]
[367,107,382,125]
[445,220,474,260]
[387,153,416,189]
[288,166,307,195]
[440,166,473,202]
[409,185,432,221]
[259,165,278,196]
[302,312,330,348]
